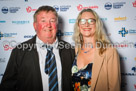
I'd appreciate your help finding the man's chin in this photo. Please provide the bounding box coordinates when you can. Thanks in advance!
[45,36,53,39]
[45,37,56,43]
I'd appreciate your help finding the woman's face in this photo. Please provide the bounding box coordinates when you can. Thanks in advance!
[79,11,96,38]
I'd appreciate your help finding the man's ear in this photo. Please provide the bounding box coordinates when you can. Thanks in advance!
[33,22,37,31]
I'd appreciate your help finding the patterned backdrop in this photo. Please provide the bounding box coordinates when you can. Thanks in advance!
[0,0,136,91]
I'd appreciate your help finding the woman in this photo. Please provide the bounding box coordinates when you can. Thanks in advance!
[72,9,121,91]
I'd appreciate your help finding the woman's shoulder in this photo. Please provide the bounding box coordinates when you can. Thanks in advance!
[106,47,117,52]
[105,47,118,57]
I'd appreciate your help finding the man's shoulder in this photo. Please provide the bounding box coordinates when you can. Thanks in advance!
[58,40,70,44]
[14,35,36,51]
[58,39,73,46]
[22,35,36,44]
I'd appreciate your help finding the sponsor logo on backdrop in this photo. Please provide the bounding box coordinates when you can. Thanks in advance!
[26,6,37,13]
[3,43,14,51]
[53,5,71,12]
[1,6,20,14]
[119,27,136,37]
[113,43,128,48]
[105,2,112,10]
[129,29,136,34]
[69,19,76,23]
[120,57,127,61]
[57,30,73,37]
[119,27,128,37]
[122,72,136,76]
[122,67,136,76]
[134,84,136,89]
[105,2,126,10]
[2,40,17,51]
[114,16,127,22]
[100,18,107,21]
[77,4,98,11]
[132,0,136,7]
[12,21,30,24]
[57,30,63,37]
[113,2,126,9]
[9,7,20,13]
[0,58,6,63]
[63,32,73,36]
[114,44,128,48]
[53,5,59,12]
[1,7,8,14]
[132,66,136,72]
[0,20,6,23]
[24,35,34,38]
[0,32,17,40]
[135,57,136,61]
[113,40,135,48]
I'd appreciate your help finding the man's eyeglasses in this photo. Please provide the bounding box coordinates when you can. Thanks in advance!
[79,18,96,25]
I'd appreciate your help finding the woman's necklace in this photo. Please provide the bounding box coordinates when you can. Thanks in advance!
[82,48,92,53]
[82,42,93,53]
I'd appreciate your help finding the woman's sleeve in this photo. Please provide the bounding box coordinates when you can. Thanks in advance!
[107,48,121,91]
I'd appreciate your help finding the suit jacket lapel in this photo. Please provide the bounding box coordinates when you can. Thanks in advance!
[28,35,43,91]
[58,40,73,91]
[91,48,105,91]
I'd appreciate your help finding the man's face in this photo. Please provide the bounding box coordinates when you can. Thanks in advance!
[33,11,57,43]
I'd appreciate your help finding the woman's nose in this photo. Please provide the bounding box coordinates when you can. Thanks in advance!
[85,21,89,27]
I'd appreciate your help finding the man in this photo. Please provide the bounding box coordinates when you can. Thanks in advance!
[0,6,75,91]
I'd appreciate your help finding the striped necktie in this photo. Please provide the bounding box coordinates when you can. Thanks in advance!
[45,45,58,91]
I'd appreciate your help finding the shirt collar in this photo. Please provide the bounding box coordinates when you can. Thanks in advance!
[36,36,58,49]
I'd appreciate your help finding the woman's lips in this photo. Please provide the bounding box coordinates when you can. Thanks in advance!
[83,28,91,31]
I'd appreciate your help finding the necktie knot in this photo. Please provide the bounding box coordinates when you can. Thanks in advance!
[46,45,53,52]
[42,44,53,52]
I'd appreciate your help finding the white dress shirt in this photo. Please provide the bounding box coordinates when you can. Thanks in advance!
[36,36,62,91]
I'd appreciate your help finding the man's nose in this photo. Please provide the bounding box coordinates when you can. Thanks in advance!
[45,22,51,27]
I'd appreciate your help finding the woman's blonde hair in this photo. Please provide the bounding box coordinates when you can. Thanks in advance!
[73,9,110,55]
